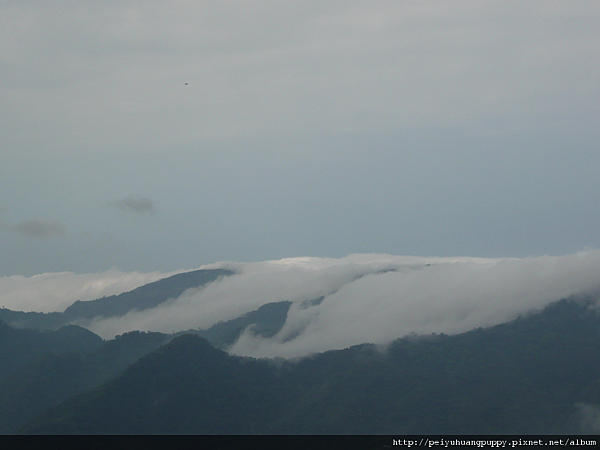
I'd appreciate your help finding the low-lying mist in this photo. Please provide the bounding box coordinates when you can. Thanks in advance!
[3,252,599,358]
[81,251,600,358]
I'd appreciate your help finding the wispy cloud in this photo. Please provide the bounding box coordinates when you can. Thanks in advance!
[109,196,156,214]
[4,219,66,237]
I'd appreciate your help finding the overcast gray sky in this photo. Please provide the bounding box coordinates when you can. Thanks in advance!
[2,1,600,276]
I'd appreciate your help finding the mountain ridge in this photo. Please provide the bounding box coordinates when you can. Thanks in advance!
[0,268,234,330]
[18,296,600,435]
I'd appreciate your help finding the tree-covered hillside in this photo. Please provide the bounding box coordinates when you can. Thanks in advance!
[17,296,600,435]
[0,324,170,434]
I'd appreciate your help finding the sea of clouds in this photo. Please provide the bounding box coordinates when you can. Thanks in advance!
[2,252,600,359]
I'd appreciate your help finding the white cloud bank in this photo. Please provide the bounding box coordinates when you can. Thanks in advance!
[0,268,183,312]
[82,251,600,359]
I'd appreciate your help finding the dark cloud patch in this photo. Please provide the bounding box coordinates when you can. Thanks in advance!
[10,219,66,237]
[110,197,156,214]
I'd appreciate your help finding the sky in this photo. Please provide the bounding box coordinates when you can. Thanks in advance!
[2,1,600,277]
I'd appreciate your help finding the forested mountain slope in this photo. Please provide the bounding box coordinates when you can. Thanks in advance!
[19,296,600,435]
[0,325,170,434]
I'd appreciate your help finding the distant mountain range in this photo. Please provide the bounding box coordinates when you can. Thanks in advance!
[2,268,600,434]
[0,268,233,330]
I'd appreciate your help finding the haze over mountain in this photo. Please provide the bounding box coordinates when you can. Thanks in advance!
[2,251,600,359]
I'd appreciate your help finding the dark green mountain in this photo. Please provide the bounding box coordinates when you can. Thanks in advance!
[20,334,279,435]
[0,294,288,434]
[0,268,233,330]
[0,322,102,433]
[0,321,102,383]
[0,321,171,434]
[19,296,600,435]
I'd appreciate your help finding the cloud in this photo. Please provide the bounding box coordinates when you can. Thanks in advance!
[230,252,600,358]
[83,251,600,359]
[2,1,600,153]
[110,196,155,214]
[0,267,185,313]
[4,219,66,237]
